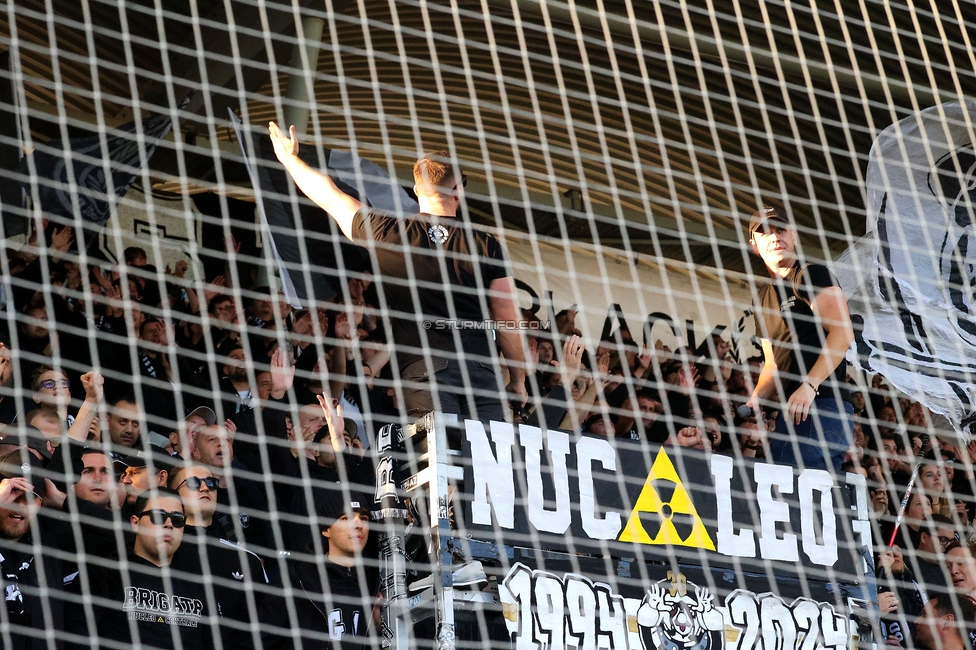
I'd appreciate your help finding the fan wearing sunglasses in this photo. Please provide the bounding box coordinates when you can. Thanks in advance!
[86,488,213,649]
[169,464,268,649]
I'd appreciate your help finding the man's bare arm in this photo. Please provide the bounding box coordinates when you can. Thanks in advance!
[269,122,363,240]
[489,276,527,406]
[785,285,855,424]
[68,371,103,442]
[806,286,855,388]
[747,339,779,413]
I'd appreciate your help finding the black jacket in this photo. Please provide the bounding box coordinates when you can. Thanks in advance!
[260,556,380,649]
[0,527,66,650]
[175,525,268,649]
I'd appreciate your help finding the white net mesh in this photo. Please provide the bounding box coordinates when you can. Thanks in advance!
[0,0,974,648]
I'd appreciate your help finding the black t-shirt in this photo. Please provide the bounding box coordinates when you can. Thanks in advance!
[350,209,509,370]
[914,557,951,599]
[88,554,212,650]
[0,531,65,650]
[754,263,850,404]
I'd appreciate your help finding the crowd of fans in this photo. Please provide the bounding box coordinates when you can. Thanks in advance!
[524,319,976,649]
[0,227,972,648]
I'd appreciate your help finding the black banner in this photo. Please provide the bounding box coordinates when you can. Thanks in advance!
[459,421,870,583]
[493,553,861,650]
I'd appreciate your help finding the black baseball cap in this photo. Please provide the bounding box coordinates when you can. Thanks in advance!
[0,426,53,462]
[313,486,371,526]
[118,445,179,472]
[749,206,793,235]
[0,447,47,500]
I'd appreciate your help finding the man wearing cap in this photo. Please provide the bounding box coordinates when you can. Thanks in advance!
[260,487,379,647]
[119,445,176,509]
[270,124,526,423]
[168,406,217,456]
[745,206,856,472]
[0,457,66,649]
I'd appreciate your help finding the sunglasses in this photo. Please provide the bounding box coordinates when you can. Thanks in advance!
[452,174,468,191]
[136,509,186,528]
[177,476,219,492]
[38,379,69,390]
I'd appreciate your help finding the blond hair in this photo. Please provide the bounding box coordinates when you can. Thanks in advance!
[413,150,460,191]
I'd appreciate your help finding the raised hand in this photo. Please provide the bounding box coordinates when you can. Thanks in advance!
[596,351,611,379]
[557,334,585,388]
[317,394,346,450]
[80,371,104,402]
[270,348,295,397]
[51,225,74,254]
[92,267,114,291]
[670,426,704,449]
[269,122,299,162]
[334,311,353,340]
[105,285,124,318]
[633,344,653,379]
[204,275,226,304]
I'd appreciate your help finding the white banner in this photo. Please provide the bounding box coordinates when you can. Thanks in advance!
[836,100,976,433]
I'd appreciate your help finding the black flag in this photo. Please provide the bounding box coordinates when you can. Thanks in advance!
[19,96,190,244]
[231,112,415,306]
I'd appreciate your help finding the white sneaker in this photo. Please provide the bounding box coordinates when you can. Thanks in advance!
[408,561,488,592]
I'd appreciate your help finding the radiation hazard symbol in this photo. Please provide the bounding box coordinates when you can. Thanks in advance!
[618,447,715,549]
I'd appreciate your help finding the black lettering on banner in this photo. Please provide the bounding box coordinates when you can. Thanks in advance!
[601,304,631,342]
[641,312,681,348]
[501,563,636,650]
[725,591,849,650]
[501,564,853,650]
[512,276,764,358]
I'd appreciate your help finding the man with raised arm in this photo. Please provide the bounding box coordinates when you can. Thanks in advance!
[745,206,855,472]
[269,123,525,422]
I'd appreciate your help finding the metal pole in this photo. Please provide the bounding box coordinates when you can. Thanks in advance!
[429,412,458,650]
[282,15,325,134]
